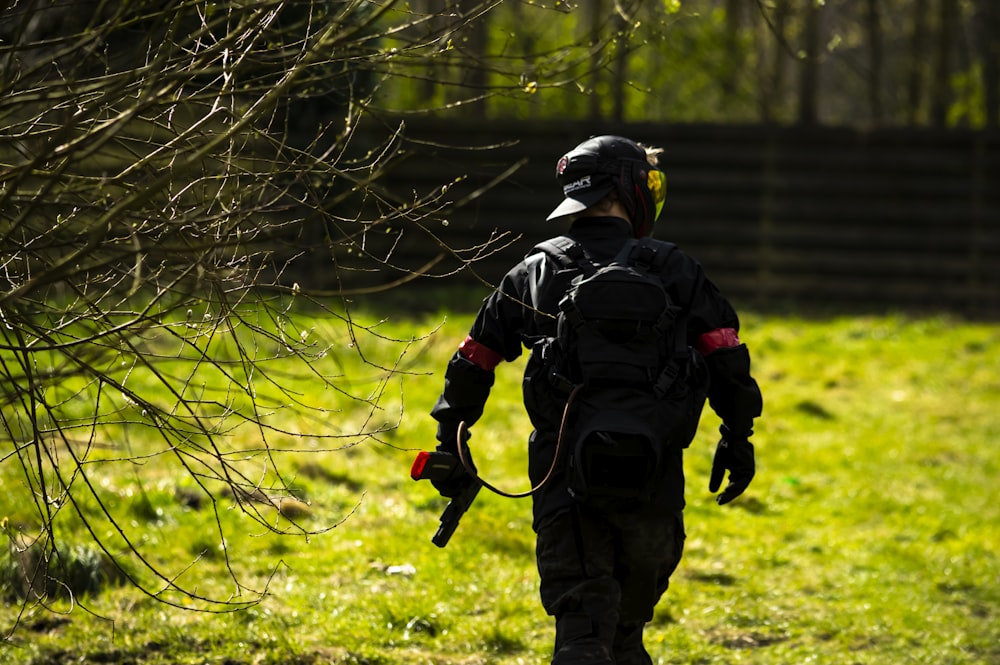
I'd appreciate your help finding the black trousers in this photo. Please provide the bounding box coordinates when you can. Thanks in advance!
[535,503,685,665]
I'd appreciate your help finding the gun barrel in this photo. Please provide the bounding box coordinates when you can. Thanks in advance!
[431,481,480,548]
[432,519,458,548]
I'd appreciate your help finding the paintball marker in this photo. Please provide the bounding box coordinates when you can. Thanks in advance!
[410,450,481,548]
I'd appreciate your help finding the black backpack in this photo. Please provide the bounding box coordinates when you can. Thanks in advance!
[529,236,708,505]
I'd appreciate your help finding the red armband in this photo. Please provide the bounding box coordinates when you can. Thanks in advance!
[697,328,741,355]
[458,336,503,371]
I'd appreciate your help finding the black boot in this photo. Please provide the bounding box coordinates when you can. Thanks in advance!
[613,621,652,665]
[551,611,615,665]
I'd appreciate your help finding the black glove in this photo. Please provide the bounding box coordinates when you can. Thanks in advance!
[432,425,474,498]
[709,427,755,505]
[431,464,473,498]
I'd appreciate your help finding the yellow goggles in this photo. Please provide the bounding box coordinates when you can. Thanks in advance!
[647,169,666,221]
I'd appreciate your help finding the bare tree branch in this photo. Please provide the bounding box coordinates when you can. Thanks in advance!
[0,0,628,622]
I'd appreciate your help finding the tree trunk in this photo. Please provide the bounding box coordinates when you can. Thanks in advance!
[907,0,929,124]
[722,0,742,107]
[974,0,1000,128]
[930,0,958,128]
[458,0,489,116]
[866,0,884,124]
[612,12,628,123]
[413,0,443,108]
[761,0,790,123]
[797,0,822,125]
[588,0,605,119]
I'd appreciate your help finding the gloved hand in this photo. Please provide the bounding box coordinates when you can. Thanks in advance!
[432,425,475,498]
[431,462,474,498]
[708,427,755,505]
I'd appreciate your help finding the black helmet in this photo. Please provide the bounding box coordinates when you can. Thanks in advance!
[546,135,666,238]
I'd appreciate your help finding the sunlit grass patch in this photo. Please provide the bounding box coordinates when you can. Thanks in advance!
[1,310,998,664]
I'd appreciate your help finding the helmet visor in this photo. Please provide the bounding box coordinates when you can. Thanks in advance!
[647,169,666,221]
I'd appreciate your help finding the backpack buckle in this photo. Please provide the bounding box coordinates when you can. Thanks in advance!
[653,361,680,399]
[548,369,577,395]
[631,243,659,271]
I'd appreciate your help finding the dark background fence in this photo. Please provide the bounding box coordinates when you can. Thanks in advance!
[348,119,999,317]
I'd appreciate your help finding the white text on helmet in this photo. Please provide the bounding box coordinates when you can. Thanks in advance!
[563,175,591,194]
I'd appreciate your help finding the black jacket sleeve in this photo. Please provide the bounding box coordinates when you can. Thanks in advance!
[667,251,763,439]
[704,344,762,438]
[429,266,530,451]
[429,353,496,451]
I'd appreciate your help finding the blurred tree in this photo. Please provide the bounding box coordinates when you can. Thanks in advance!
[907,0,931,124]
[797,0,823,125]
[458,0,491,116]
[974,0,1000,128]
[380,0,997,128]
[758,0,792,123]
[721,0,744,109]
[866,0,885,124]
[588,0,606,120]
[931,0,959,127]
[610,8,630,122]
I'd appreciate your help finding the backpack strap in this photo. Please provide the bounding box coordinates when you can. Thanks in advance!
[619,238,678,338]
[531,236,598,277]
[620,239,690,398]
[624,237,676,274]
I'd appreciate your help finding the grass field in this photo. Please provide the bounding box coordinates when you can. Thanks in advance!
[1,306,998,665]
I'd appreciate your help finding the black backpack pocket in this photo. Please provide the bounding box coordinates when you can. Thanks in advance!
[565,387,665,506]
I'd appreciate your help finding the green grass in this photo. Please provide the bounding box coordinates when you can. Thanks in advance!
[1,309,998,664]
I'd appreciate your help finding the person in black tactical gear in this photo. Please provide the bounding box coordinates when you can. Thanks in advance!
[429,135,763,665]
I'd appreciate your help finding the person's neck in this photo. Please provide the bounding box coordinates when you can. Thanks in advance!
[576,200,632,227]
